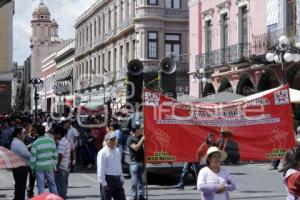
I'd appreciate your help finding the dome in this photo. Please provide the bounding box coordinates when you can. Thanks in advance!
[33,2,50,15]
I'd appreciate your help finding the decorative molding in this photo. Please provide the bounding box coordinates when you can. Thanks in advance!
[202,8,214,22]
[188,0,198,7]
[217,0,231,15]
[236,0,249,8]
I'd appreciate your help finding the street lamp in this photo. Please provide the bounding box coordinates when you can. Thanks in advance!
[29,78,43,122]
[265,35,300,84]
[192,68,212,97]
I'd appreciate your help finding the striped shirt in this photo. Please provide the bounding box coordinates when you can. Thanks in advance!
[30,135,58,172]
[57,137,71,171]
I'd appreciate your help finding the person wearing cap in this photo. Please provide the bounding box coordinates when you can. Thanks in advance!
[281,147,300,199]
[216,128,240,164]
[97,132,126,200]
[197,146,236,200]
[127,124,146,200]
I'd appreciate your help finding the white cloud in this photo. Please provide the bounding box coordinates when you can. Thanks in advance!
[13,0,95,64]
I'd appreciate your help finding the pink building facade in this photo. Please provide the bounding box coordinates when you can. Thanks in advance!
[189,0,300,101]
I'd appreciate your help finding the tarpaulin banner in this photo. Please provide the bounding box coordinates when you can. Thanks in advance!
[144,84,295,163]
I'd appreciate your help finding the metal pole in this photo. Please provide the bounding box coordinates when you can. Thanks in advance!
[34,86,38,123]
[281,52,286,85]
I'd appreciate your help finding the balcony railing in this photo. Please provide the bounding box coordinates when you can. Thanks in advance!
[136,6,188,20]
[143,57,189,73]
[197,43,251,69]
[252,24,300,56]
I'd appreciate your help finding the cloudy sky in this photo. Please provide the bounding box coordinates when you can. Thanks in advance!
[13,0,95,64]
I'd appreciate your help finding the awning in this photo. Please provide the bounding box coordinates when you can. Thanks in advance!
[77,100,106,116]
[56,68,73,82]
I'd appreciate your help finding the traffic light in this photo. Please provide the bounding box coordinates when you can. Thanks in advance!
[127,59,144,106]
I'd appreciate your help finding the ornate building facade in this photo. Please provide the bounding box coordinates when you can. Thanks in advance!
[74,0,189,108]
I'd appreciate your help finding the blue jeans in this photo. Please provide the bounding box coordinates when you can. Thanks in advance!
[36,170,58,195]
[55,169,69,199]
[130,162,145,198]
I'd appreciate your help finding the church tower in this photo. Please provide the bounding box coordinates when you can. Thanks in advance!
[30,0,60,78]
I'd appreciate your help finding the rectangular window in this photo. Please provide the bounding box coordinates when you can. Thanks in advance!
[165,33,181,61]
[148,31,158,59]
[148,0,158,5]
[108,10,112,31]
[108,51,111,72]
[133,40,136,59]
[120,45,123,68]
[165,0,180,8]
[205,20,212,53]
[220,14,229,49]
[241,7,248,44]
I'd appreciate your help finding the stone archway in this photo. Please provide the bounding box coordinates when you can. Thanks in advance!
[236,73,255,96]
[203,83,215,97]
[257,68,280,92]
[218,77,233,93]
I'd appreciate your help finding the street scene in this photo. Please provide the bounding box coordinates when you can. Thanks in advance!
[0,163,289,200]
[0,0,300,200]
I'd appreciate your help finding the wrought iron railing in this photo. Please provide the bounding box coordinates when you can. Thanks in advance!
[252,24,300,55]
[197,43,251,69]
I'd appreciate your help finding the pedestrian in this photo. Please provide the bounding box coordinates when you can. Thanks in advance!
[216,128,240,164]
[64,120,79,171]
[10,128,30,200]
[174,162,199,190]
[25,126,38,198]
[84,128,96,169]
[97,132,126,200]
[281,147,300,199]
[196,133,216,164]
[127,124,146,200]
[30,125,58,195]
[110,122,124,160]
[53,126,71,199]
[197,146,236,200]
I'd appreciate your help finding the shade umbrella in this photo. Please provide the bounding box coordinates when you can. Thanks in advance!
[30,192,63,200]
[0,146,26,169]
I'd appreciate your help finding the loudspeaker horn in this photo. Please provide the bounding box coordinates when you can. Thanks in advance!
[160,57,176,74]
[127,59,144,76]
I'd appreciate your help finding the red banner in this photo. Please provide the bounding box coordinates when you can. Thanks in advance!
[144,85,295,163]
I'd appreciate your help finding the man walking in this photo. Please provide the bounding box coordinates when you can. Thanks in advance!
[10,128,30,200]
[53,126,71,199]
[30,125,58,195]
[97,132,126,200]
[127,125,146,200]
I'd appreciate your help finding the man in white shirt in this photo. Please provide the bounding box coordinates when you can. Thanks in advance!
[97,132,126,200]
[64,121,79,144]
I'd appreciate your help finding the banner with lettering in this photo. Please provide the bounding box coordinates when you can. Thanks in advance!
[144,84,295,163]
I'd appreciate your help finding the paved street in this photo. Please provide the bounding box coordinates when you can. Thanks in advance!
[0,163,286,200]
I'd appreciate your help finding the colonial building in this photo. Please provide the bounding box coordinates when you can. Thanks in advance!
[54,40,75,114]
[74,0,189,109]
[0,0,13,114]
[189,0,300,120]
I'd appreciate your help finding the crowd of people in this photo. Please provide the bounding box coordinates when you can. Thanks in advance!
[1,112,300,200]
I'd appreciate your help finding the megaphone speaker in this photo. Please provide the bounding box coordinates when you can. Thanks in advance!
[127,59,144,76]
[160,57,176,74]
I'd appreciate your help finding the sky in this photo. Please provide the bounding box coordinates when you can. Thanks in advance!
[13,0,95,65]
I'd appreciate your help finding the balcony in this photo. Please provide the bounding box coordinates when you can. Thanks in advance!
[252,24,300,56]
[135,6,188,20]
[197,43,251,69]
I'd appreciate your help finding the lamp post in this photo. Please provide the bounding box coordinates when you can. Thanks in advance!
[29,78,43,122]
[192,68,212,97]
[265,35,300,84]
